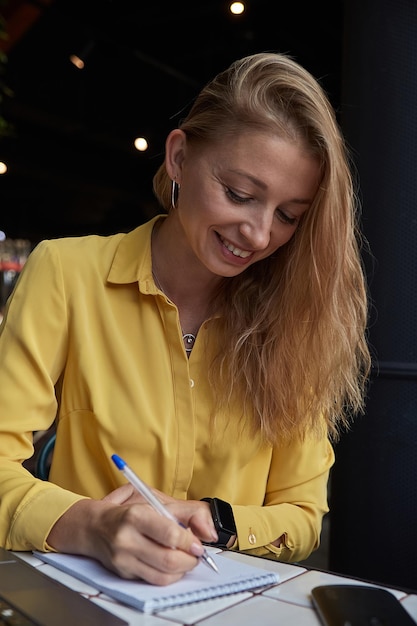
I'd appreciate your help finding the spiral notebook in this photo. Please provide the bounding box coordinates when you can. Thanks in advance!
[34,550,279,614]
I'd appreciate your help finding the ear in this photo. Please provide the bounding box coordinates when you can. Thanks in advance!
[165,129,187,183]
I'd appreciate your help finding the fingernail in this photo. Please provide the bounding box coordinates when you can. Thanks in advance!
[190,542,204,557]
[211,529,218,541]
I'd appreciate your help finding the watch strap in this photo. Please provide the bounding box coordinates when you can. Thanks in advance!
[201,497,236,549]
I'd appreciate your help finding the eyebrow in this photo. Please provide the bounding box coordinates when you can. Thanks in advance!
[227,169,268,190]
[227,169,314,205]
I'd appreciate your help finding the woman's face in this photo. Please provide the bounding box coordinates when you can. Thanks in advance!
[168,129,321,278]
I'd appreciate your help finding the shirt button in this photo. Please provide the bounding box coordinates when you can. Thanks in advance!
[190,378,195,388]
[248,528,257,544]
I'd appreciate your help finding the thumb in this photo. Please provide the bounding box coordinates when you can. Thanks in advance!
[102,483,136,505]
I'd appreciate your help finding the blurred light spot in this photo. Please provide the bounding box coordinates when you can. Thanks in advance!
[69,54,85,69]
[134,137,148,152]
[230,2,245,15]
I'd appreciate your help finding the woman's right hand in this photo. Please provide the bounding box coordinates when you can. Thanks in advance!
[46,497,206,585]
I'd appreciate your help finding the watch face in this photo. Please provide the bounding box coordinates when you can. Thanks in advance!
[213,498,236,534]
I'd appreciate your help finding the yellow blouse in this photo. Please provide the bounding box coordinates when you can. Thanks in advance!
[0,216,334,560]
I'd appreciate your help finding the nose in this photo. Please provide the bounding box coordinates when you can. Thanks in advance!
[238,213,272,250]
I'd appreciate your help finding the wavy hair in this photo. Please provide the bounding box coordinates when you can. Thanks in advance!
[153,52,371,444]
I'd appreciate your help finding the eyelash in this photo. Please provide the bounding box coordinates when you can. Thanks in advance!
[225,187,298,226]
[277,210,297,226]
[225,187,249,205]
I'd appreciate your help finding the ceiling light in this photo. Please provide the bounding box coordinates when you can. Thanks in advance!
[230,2,245,15]
[69,41,94,70]
[134,137,148,152]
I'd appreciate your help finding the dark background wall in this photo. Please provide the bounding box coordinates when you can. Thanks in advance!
[330,0,417,591]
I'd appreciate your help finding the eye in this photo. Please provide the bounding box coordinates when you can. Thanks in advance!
[276,209,298,226]
[225,187,251,204]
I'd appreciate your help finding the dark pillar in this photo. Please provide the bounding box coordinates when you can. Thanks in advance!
[329,0,417,591]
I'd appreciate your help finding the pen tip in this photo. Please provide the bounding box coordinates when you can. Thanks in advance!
[206,553,219,573]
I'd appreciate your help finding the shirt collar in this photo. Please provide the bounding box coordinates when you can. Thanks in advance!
[107,214,166,293]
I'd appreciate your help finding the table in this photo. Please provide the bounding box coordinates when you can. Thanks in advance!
[16,550,417,625]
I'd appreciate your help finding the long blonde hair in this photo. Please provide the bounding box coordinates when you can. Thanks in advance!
[153,52,371,444]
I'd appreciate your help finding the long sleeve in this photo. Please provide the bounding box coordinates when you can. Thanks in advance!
[0,240,88,550]
[232,435,334,562]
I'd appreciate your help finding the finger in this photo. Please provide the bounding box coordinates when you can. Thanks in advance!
[102,484,148,505]
[112,504,205,563]
[111,542,195,586]
[102,484,136,504]
[107,514,200,585]
[134,506,200,554]
[169,500,218,543]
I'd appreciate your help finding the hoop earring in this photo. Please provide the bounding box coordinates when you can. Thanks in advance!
[171,179,180,209]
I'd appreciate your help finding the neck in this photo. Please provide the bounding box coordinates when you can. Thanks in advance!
[151,217,221,311]
[151,219,220,356]
[152,266,205,334]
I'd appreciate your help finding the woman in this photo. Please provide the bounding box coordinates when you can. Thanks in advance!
[0,52,370,585]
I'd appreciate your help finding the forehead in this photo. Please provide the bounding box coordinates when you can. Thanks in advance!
[189,130,320,176]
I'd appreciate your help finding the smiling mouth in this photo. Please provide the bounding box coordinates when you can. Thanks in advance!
[219,235,252,259]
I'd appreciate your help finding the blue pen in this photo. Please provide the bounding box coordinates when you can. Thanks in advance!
[111,454,219,573]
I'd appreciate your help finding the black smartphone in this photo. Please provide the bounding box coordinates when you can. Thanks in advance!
[311,584,416,625]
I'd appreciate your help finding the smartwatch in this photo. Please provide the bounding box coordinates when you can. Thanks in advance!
[201,497,237,549]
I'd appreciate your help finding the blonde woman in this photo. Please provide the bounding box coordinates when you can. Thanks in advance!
[0,52,370,585]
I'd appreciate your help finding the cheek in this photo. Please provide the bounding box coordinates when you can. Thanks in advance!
[179,179,213,218]
[270,225,297,251]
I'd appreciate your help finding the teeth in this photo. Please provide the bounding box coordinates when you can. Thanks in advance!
[221,237,251,259]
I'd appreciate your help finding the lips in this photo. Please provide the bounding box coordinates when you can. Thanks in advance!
[219,235,252,259]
